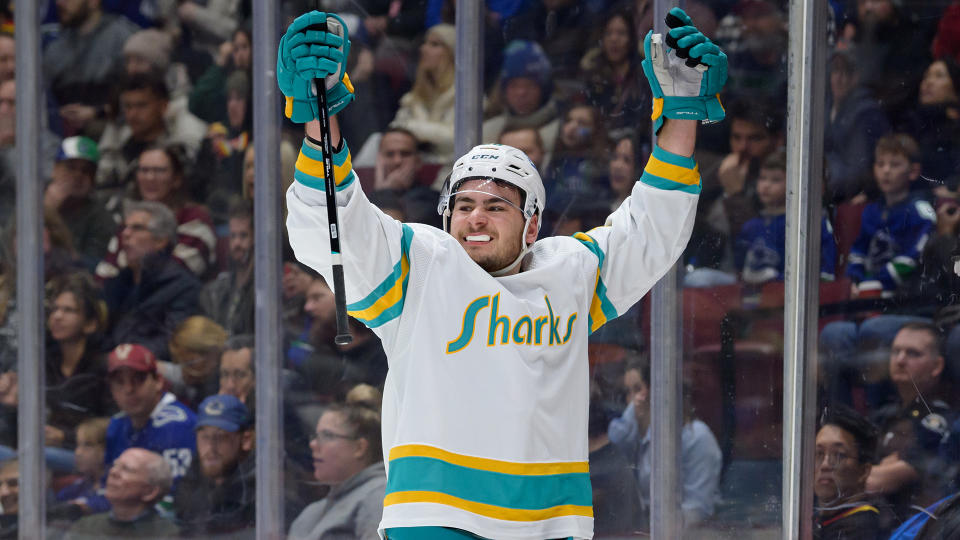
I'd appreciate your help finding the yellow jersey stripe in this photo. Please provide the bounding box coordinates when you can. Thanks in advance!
[389,444,589,475]
[644,155,700,186]
[295,150,354,186]
[383,491,594,521]
[348,253,409,321]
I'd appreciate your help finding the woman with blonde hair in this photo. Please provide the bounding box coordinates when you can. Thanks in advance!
[164,315,228,408]
[389,24,456,165]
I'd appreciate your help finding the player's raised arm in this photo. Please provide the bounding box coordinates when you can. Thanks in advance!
[642,7,728,157]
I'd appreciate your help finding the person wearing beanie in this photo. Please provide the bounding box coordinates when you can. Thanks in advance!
[482,40,561,171]
[389,23,456,167]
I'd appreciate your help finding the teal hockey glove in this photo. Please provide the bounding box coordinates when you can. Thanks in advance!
[277,11,355,123]
[642,7,728,134]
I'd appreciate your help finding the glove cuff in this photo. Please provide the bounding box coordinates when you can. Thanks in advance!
[652,94,726,133]
[295,137,356,192]
[327,81,355,117]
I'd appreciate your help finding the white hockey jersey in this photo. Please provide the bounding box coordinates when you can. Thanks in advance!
[286,138,701,540]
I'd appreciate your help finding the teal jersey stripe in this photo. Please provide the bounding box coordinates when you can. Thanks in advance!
[651,144,697,169]
[594,277,618,323]
[294,168,356,192]
[386,456,593,510]
[301,137,351,167]
[346,224,414,328]
[640,171,701,194]
[574,233,619,333]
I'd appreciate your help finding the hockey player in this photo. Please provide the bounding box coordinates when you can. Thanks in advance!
[279,8,726,540]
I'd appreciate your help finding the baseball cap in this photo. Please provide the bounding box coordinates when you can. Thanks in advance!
[57,136,100,164]
[196,395,251,432]
[107,343,158,374]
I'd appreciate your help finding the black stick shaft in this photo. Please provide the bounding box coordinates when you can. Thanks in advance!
[315,73,352,345]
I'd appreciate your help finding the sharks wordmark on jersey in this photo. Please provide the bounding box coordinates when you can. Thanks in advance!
[286,139,700,540]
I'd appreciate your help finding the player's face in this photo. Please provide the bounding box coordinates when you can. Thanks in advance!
[310,411,365,486]
[74,429,105,477]
[729,119,775,160]
[609,138,636,197]
[105,449,156,505]
[814,425,869,503]
[889,328,943,391]
[448,179,537,275]
[219,348,255,403]
[48,291,94,343]
[108,368,164,420]
[755,167,787,209]
[919,60,958,106]
[873,151,916,196]
[196,426,245,481]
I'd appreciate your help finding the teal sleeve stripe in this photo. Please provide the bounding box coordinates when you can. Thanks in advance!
[386,456,593,510]
[640,171,702,194]
[294,169,356,192]
[652,144,697,169]
[346,224,414,329]
[300,137,351,167]
[359,298,405,328]
[346,225,414,312]
[573,233,605,267]
[595,277,619,324]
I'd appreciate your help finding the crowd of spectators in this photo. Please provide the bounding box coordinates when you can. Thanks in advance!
[0,0,957,537]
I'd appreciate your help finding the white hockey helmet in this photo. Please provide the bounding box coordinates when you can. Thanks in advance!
[437,143,546,228]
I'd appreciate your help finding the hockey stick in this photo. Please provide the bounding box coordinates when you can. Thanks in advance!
[310,13,352,346]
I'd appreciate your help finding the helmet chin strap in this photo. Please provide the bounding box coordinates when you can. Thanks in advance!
[489,213,534,277]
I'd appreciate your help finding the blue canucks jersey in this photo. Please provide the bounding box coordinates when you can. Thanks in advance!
[735,213,837,283]
[105,392,197,480]
[847,196,936,292]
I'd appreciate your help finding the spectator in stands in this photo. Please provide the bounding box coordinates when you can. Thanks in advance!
[96,72,206,193]
[42,0,137,138]
[122,28,190,104]
[282,259,315,367]
[546,103,608,200]
[189,26,252,126]
[0,459,17,537]
[44,136,116,270]
[193,70,251,225]
[867,322,953,531]
[482,41,560,163]
[99,145,217,278]
[63,448,178,539]
[0,33,13,83]
[288,403,386,540]
[105,343,196,490]
[933,1,960,63]
[825,48,891,204]
[813,406,881,538]
[166,316,228,410]
[175,0,244,60]
[217,336,255,406]
[718,0,788,102]
[55,418,109,516]
[850,0,930,125]
[847,133,935,297]
[372,127,440,226]
[606,129,646,211]
[685,99,783,284]
[199,198,255,336]
[0,78,61,226]
[100,201,201,359]
[389,24,455,167]
[579,8,650,133]
[588,383,641,535]
[735,150,837,284]
[898,57,960,192]
[608,356,722,526]
[239,142,296,203]
[498,126,547,172]
[345,383,382,413]
[173,394,255,537]
[501,0,598,81]
[45,273,112,455]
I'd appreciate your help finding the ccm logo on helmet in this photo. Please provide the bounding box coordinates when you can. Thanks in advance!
[471,154,500,160]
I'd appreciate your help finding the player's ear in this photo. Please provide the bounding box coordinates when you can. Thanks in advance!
[525,214,539,244]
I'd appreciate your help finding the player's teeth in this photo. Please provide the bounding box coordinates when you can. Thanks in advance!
[466,235,491,242]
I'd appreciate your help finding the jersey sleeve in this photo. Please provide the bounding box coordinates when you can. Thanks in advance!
[285,137,415,344]
[876,200,935,291]
[572,144,700,333]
